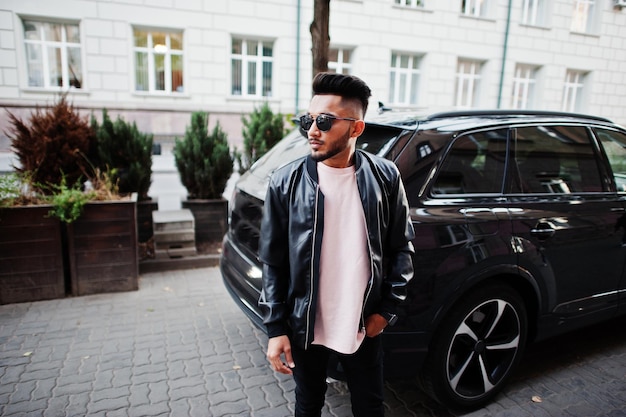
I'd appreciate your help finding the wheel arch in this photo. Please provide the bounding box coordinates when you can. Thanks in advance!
[430,264,541,343]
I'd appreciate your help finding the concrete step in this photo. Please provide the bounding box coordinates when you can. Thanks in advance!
[153,229,195,243]
[152,209,197,259]
[152,209,194,231]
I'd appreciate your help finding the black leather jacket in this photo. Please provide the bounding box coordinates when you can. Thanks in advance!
[258,150,415,349]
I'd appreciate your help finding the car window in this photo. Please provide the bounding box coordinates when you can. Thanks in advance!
[515,125,603,194]
[355,124,404,156]
[432,129,508,195]
[251,124,404,178]
[594,128,626,192]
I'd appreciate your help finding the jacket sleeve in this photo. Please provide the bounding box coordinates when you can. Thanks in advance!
[258,175,291,338]
[379,166,415,316]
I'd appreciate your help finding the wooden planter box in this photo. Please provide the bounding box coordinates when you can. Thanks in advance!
[136,198,158,243]
[182,198,228,245]
[0,205,66,304]
[67,196,139,296]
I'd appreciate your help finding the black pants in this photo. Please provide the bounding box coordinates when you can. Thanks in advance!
[291,336,384,417]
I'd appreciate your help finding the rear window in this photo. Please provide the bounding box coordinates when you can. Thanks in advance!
[249,124,405,178]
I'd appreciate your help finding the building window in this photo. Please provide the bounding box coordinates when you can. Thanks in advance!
[389,53,421,106]
[562,70,586,112]
[231,38,273,97]
[521,0,548,26]
[394,0,425,7]
[571,0,595,33]
[461,0,488,17]
[133,29,184,93]
[455,59,482,108]
[22,20,83,89]
[328,48,352,75]
[511,64,538,109]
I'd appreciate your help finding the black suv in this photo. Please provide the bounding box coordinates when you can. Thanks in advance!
[220,110,626,409]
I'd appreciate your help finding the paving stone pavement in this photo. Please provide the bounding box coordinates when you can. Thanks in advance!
[0,267,625,417]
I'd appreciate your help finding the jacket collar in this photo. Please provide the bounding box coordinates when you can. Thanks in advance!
[305,150,364,183]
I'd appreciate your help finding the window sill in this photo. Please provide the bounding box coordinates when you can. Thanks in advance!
[21,87,90,95]
[132,91,190,98]
[459,14,496,23]
[392,5,433,13]
[569,30,600,39]
[519,23,551,31]
[226,95,279,103]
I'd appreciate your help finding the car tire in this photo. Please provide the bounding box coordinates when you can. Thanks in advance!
[420,284,528,409]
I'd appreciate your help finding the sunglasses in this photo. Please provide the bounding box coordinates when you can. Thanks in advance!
[299,114,357,135]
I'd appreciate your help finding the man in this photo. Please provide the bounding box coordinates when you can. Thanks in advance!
[258,72,415,417]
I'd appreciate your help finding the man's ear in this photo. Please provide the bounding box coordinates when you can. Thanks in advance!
[352,119,366,138]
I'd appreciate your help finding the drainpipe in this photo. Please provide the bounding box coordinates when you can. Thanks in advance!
[497,0,513,108]
[295,0,301,115]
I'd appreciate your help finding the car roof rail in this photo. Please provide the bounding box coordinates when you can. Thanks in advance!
[424,109,612,123]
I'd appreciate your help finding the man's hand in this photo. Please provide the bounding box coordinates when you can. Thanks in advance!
[266,335,295,375]
[365,313,388,337]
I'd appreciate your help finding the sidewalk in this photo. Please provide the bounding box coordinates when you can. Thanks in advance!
[0,267,391,417]
[1,267,625,417]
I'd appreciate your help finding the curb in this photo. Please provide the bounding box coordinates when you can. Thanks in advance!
[139,253,221,274]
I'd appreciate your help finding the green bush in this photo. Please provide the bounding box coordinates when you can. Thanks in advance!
[46,175,95,224]
[91,109,153,200]
[0,173,22,207]
[237,102,286,174]
[5,94,97,194]
[174,112,234,199]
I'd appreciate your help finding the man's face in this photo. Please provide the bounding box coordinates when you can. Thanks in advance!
[303,94,365,168]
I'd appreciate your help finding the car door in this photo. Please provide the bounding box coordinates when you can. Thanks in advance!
[508,124,626,334]
[592,127,626,315]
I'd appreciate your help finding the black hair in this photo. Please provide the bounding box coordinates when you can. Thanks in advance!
[312,72,372,116]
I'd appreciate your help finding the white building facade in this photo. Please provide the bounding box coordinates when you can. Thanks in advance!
[0,0,625,149]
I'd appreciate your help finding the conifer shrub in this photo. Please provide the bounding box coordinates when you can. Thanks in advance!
[5,94,96,194]
[91,109,153,200]
[237,102,286,174]
[173,112,234,199]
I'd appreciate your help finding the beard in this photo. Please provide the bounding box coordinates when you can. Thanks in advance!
[310,127,352,162]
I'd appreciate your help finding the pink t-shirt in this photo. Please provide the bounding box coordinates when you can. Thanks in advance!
[312,162,370,354]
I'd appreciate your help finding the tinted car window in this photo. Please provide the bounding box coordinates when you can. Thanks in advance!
[432,129,508,195]
[594,128,626,192]
[515,125,603,193]
[252,124,405,179]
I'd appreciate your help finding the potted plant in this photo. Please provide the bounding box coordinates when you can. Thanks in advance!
[174,112,234,247]
[236,102,286,174]
[91,109,155,243]
[0,172,65,304]
[2,95,139,301]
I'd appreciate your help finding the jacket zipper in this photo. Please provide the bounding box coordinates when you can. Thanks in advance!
[304,184,321,348]
[360,175,374,332]
[361,232,374,331]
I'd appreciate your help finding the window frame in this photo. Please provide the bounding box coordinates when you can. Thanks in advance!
[511,64,539,110]
[571,0,596,34]
[394,0,425,8]
[388,52,422,106]
[455,59,483,108]
[561,70,587,113]
[22,19,83,90]
[521,0,549,26]
[132,28,184,94]
[230,38,274,98]
[461,0,488,18]
[328,47,353,75]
